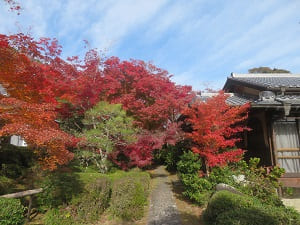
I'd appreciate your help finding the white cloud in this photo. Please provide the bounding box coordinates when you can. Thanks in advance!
[85,0,169,50]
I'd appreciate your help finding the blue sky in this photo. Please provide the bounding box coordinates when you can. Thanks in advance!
[1,0,300,90]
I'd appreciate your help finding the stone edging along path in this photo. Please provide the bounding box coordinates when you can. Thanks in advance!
[147,166,182,225]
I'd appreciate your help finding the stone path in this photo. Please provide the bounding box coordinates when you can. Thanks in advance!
[147,166,182,225]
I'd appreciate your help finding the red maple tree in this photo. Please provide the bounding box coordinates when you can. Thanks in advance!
[183,92,250,170]
[0,33,194,169]
[0,34,78,170]
[0,98,77,170]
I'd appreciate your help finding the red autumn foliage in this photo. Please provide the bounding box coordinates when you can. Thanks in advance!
[102,57,193,130]
[0,34,79,170]
[0,33,193,170]
[183,92,250,168]
[0,98,77,170]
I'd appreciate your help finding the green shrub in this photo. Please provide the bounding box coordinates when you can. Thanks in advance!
[177,151,211,205]
[0,198,25,225]
[44,177,111,224]
[163,141,190,171]
[110,175,150,220]
[177,151,202,175]
[207,166,237,187]
[71,177,111,222]
[37,171,83,209]
[202,191,300,225]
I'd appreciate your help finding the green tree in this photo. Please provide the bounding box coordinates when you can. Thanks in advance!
[80,101,137,173]
[248,67,290,73]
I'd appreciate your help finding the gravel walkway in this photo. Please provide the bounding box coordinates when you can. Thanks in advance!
[147,166,182,225]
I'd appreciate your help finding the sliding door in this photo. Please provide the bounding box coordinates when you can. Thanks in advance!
[273,121,300,173]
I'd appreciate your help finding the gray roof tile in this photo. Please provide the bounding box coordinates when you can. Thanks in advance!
[228,73,300,89]
[226,95,251,106]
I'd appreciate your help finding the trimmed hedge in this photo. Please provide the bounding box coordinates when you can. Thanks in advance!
[44,177,111,225]
[0,198,25,225]
[202,191,300,225]
[44,171,150,224]
[71,177,111,222]
[110,173,150,220]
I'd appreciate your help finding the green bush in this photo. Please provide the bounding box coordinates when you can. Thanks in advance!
[207,166,237,187]
[177,151,212,205]
[44,177,111,224]
[37,171,83,209]
[71,177,111,222]
[177,151,202,175]
[110,174,150,220]
[202,191,300,225]
[0,198,25,225]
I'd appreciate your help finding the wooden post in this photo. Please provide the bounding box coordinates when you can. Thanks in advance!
[27,196,33,220]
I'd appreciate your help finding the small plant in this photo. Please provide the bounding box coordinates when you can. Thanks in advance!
[44,208,75,225]
[0,198,25,225]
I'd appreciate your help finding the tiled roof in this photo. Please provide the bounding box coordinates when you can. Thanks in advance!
[226,73,300,89]
[226,95,252,106]
[226,95,300,106]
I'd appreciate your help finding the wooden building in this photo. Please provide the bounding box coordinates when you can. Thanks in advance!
[223,73,300,187]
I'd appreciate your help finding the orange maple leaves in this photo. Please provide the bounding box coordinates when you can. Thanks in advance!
[183,92,250,168]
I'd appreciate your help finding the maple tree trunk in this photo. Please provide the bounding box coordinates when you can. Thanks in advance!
[205,160,210,177]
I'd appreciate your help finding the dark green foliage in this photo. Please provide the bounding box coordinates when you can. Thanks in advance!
[110,174,150,220]
[0,144,35,179]
[154,140,191,172]
[163,145,181,171]
[0,176,14,195]
[202,191,300,225]
[0,198,25,225]
[37,171,83,209]
[80,101,138,173]
[0,164,23,179]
